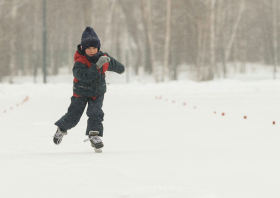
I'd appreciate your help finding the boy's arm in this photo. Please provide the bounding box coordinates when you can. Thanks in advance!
[72,62,100,82]
[105,53,125,74]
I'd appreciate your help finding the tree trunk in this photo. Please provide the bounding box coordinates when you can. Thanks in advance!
[67,30,74,74]
[140,2,152,75]
[273,0,278,79]
[32,2,39,83]
[9,0,18,83]
[83,0,92,26]
[141,0,157,82]
[126,51,129,83]
[118,0,142,76]
[104,0,117,50]
[216,0,225,78]
[162,0,171,82]
[225,2,245,61]
[209,0,216,80]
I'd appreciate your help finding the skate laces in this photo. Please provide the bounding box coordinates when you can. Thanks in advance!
[54,131,63,140]
[83,134,102,144]
[91,136,102,144]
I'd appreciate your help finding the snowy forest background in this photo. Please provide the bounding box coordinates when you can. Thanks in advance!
[0,0,280,83]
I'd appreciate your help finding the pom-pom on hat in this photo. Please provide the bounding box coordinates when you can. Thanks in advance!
[81,26,101,52]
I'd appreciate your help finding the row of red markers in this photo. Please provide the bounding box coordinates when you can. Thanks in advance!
[155,96,276,125]
[3,96,29,113]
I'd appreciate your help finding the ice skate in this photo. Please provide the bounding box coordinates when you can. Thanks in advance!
[84,131,104,153]
[53,127,67,145]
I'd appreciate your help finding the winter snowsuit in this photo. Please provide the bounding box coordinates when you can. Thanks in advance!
[55,45,125,136]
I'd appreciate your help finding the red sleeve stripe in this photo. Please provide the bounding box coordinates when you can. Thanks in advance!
[73,93,81,97]
[102,62,109,73]
[102,54,109,73]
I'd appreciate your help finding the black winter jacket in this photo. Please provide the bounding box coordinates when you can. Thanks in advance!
[72,47,125,97]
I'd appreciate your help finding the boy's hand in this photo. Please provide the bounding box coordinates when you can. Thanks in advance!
[96,56,110,69]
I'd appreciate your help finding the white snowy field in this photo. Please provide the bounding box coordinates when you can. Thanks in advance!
[1,74,280,198]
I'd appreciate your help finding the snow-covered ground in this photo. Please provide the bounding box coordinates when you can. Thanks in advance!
[1,71,280,198]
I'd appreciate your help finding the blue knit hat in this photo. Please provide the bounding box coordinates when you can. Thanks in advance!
[81,27,101,51]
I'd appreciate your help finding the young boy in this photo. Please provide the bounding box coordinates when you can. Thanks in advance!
[53,26,125,152]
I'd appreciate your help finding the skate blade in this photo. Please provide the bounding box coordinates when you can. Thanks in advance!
[94,148,102,153]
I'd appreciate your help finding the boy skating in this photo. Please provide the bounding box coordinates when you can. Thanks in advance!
[53,27,125,152]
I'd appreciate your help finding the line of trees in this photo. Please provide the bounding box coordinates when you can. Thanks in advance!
[0,0,279,83]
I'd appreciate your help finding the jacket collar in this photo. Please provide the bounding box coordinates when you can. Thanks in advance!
[75,44,104,63]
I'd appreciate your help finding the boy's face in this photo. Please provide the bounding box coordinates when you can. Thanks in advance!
[85,47,98,56]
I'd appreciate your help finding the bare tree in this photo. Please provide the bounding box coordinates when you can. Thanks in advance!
[118,0,142,75]
[209,0,216,80]
[273,0,278,79]
[224,1,245,62]
[9,0,19,83]
[104,0,117,51]
[141,0,157,82]
[162,0,171,82]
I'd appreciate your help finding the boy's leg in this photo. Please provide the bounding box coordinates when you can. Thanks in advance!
[86,94,104,136]
[55,96,88,131]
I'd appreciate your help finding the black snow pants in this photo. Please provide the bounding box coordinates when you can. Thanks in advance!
[55,94,104,136]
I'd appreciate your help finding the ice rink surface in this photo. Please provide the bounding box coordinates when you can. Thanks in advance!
[1,76,280,198]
